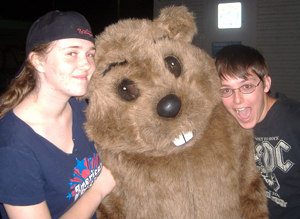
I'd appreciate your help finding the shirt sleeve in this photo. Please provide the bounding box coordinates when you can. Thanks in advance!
[0,146,46,206]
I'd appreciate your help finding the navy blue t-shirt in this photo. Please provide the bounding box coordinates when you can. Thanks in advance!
[254,93,300,219]
[0,98,100,219]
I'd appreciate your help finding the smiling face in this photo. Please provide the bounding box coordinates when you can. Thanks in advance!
[220,71,272,129]
[36,38,95,98]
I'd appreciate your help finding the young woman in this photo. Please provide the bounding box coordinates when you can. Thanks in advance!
[215,44,300,219]
[0,11,115,219]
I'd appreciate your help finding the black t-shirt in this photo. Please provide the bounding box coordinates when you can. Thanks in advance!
[254,93,300,219]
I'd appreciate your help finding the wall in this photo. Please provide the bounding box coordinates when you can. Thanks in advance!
[256,0,300,101]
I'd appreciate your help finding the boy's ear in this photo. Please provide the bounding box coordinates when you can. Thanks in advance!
[263,74,272,93]
[29,52,45,73]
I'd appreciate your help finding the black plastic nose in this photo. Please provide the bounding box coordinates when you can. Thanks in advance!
[157,94,181,118]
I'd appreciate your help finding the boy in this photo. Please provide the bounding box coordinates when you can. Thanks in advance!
[215,44,300,219]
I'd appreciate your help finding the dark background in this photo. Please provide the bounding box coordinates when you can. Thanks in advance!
[0,0,154,94]
[0,0,154,37]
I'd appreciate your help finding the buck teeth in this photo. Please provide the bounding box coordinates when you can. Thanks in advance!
[173,131,193,146]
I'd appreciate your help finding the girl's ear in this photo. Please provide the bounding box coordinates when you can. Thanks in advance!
[29,52,45,73]
[263,74,272,93]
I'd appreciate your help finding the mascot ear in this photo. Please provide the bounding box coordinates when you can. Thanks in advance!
[154,6,197,43]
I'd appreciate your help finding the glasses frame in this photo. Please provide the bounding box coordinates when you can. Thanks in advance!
[220,80,262,98]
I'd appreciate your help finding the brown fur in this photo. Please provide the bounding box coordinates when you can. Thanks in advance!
[85,6,268,219]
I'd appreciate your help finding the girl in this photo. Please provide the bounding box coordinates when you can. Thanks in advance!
[0,11,115,219]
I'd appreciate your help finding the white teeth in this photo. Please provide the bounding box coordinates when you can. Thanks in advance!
[173,131,193,146]
[236,108,246,113]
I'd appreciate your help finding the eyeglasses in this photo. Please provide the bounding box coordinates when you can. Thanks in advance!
[220,80,262,98]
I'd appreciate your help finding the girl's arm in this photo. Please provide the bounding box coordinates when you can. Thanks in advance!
[4,166,116,219]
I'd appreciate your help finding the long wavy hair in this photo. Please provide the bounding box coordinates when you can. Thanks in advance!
[0,42,52,119]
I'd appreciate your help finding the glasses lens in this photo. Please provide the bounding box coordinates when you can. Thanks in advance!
[220,89,232,97]
[240,84,256,94]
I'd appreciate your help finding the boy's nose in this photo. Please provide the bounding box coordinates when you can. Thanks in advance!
[233,89,244,104]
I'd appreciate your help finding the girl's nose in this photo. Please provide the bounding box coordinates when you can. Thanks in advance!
[79,56,92,70]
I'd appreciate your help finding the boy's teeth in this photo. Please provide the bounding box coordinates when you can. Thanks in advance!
[236,108,246,113]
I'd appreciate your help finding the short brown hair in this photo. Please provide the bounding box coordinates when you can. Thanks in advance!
[214,44,268,81]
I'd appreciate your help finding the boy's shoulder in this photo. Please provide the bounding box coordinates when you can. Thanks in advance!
[276,92,300,119]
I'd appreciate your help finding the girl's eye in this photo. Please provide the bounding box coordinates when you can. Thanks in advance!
[68,52,76,56]
[86,53,94,58]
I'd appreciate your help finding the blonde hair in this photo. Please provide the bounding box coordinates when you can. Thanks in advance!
[0,42,52,119]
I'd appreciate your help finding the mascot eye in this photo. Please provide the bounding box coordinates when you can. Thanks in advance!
[164,56,181,78]
[118,79,139,101]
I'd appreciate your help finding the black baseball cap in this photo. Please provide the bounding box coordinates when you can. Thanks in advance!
[26,10,94,55]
